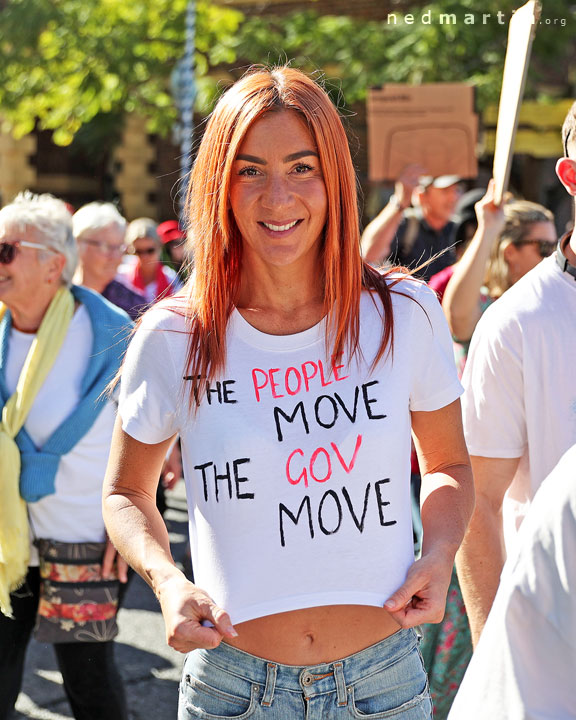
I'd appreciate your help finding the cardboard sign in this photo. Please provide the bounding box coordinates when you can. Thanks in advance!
[367,83,478,181]
[492,1,541,205]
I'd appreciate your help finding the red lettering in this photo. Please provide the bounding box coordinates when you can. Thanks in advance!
[286,448,307,487]
[318,360,333,387]
[302,361,318,392]
[331,434,363,474]
[251,368,268,402]
[269,368,285,399]
[331,354,349,382]
[310,447,332,483]
[285,367,302,396]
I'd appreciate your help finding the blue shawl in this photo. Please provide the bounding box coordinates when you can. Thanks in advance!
[0,286,132,502]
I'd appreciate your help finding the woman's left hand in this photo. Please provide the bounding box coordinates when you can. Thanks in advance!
[383,547,454,627]
[102,536,130,583]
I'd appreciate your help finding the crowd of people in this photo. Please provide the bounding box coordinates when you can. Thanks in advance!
[0,65,574,720]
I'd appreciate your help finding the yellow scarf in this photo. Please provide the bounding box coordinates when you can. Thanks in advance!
[0,287,74,616]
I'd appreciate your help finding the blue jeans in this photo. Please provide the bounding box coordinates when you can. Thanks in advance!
[179,628,432,719]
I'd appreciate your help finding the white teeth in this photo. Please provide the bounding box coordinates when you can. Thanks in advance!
[263,220,298,232]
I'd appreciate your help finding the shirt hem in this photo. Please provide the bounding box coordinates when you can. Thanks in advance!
[410,381,463,412]
[121,416,177,445]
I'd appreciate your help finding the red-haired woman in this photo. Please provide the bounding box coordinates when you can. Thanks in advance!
[103,67,473,719]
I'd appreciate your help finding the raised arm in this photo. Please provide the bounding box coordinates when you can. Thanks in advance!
[384,399,474,626]
[442,181,505,342]
[361,164,423,264]
[103,417,237,653]
[455,454,520,647]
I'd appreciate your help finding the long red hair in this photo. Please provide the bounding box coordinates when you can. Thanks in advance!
[182,66,402,401]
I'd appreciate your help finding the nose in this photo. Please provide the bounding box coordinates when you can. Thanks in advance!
[260,173,294,210]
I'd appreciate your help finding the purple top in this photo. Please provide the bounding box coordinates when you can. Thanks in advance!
[102,280,147,321]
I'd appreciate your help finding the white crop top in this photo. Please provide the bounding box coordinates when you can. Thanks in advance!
[119,278,462,624]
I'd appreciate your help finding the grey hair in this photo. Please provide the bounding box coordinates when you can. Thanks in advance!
[72,202,127,240]
[0,191,77,286]
[125,217,160,248]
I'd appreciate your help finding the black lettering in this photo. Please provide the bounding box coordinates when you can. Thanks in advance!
[273,402,309,442]
[194,461,213,502]
[334,386,360,423]
[341,483,371,532]
[318,489,343,535]
[214,462,232,502]
[185,376,237,405]
[233,458,254,499]
[362,381,387,420]
[279,496,313,547]
[206,380,223,405]
[222,380,237,404]
[314,395,339,429]
[375,478,397,526]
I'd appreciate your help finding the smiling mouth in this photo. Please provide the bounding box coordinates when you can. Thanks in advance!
[260,220,301,232]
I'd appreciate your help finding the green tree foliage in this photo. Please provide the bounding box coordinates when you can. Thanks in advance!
[1,0,573,145]
[0,0,242,144]
[234,0,575,111]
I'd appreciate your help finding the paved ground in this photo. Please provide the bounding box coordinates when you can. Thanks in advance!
[12,481,190,720]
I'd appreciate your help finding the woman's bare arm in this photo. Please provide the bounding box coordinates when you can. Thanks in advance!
[442,181,505,341]
[103,416,237,652]
[384,399,474,626]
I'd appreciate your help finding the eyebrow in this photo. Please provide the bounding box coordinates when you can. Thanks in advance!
[235,150,319,165]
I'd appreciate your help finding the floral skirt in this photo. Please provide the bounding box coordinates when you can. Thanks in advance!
[419,568,472,719]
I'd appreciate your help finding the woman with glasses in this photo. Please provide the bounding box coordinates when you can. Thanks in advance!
[72,202,146,321]
[0,192,131,720]
[104,67,474,720]
[119,218,182,304]
[443,183,556,373]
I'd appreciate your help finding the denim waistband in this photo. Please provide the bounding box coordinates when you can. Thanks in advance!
[194,628,419,704]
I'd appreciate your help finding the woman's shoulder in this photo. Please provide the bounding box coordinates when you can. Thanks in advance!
[363,271,435,309]
[138,294,190,334]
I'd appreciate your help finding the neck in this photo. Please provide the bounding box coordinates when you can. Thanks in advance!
[73,267,108,294]
[10,291,60,333]
[140,263,157,285]
[237,258,323,315]
[422,210,449,232]
[566,230,576,266]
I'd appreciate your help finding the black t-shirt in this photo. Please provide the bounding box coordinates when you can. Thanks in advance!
[388,209,455,282]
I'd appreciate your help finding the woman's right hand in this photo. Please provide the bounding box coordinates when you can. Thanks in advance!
[474,179,507,237]
[155,574,238,653]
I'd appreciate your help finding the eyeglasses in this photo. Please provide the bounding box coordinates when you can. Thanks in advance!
[81,238,127,255]
[132,247,157,257]
[0,240,55,265]
[514,239,557,258]
[564,128,571,158]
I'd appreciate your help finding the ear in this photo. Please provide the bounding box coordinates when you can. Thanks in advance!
[45,253,67,284]
[555,158,576,196]
[502,242,517,265]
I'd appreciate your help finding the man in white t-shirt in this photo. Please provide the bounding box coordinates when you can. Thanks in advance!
[458,101,576,647]
[448,444,576,719]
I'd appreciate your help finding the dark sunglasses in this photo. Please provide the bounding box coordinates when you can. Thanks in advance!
[0,240,54,265]
[132,247,157,256]
[514,239,557,258]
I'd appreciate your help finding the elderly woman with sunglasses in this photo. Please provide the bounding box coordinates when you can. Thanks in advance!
[0,193,131,720]
[118,217,182,304]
